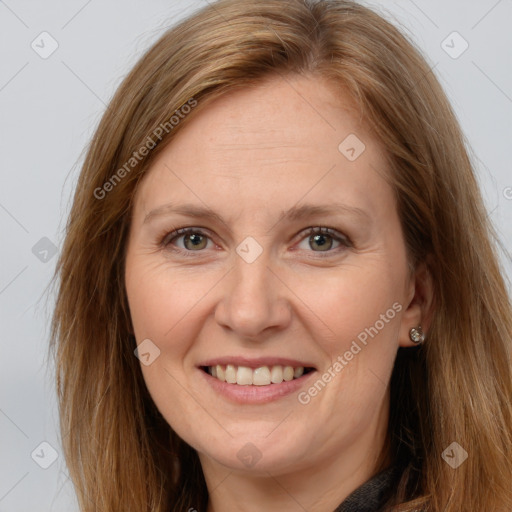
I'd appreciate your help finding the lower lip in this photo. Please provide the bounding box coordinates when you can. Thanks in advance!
[198,368,317,404]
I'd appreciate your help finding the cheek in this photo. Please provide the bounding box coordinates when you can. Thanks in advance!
[292,263,403,353]
[126,269,170,341]
[291,262,403,426]
[126,255,207,342]
[305,269,401,421]
[125,257,207,432]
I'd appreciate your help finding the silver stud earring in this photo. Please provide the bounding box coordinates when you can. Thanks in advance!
[409,326,425,344]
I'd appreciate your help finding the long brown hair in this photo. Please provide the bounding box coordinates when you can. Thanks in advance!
[49,0,512,510]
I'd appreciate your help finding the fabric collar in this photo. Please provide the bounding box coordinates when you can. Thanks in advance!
[333,466,399,512]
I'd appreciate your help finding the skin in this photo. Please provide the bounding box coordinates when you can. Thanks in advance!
[124,73,433,512]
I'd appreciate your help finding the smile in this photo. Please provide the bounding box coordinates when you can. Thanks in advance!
[202,364,315,386]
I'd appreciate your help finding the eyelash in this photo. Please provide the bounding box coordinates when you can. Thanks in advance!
[159,226,352,258]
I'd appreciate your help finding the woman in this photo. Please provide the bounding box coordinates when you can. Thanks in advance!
[49,0,512,510]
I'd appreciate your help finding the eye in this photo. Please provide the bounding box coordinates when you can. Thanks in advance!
[160,226,351,257]
[295,227,351,256]
[161,227,213,254]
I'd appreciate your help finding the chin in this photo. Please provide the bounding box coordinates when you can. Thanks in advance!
[188,422,318,476]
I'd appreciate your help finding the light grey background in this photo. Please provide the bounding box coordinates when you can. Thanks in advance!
[1,0,511,510]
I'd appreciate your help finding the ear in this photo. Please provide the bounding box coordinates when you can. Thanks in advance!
[398,258,435,347]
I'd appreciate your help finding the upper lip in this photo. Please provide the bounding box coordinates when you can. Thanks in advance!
[198,356,316,369]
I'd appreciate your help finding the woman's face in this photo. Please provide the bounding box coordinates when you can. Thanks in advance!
[125,74,422,479]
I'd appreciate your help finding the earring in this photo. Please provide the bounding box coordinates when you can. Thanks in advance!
[409,326,425,344]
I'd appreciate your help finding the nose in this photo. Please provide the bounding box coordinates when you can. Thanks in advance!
[214,252,292,340]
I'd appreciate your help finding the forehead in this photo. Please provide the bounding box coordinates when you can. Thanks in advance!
[167,75,367,161]
[134,74,391,222]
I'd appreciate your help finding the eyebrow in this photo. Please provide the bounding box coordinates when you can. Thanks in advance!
[143,201,370,230]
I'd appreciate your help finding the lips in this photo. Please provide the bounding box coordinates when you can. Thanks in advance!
[197,357,317,404]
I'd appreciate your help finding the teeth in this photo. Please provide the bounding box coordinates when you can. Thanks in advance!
[236,366,253,385]
[207,364,308,386]
[283,366,294,381]
[225,364,237,384]
[253,366,271,386]
[270,365,283,383]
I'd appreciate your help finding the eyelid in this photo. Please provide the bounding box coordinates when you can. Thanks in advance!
[160,227,215,253]
[295,227,352,250]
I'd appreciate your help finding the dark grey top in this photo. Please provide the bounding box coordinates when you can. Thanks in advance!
[333,466,398,512]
